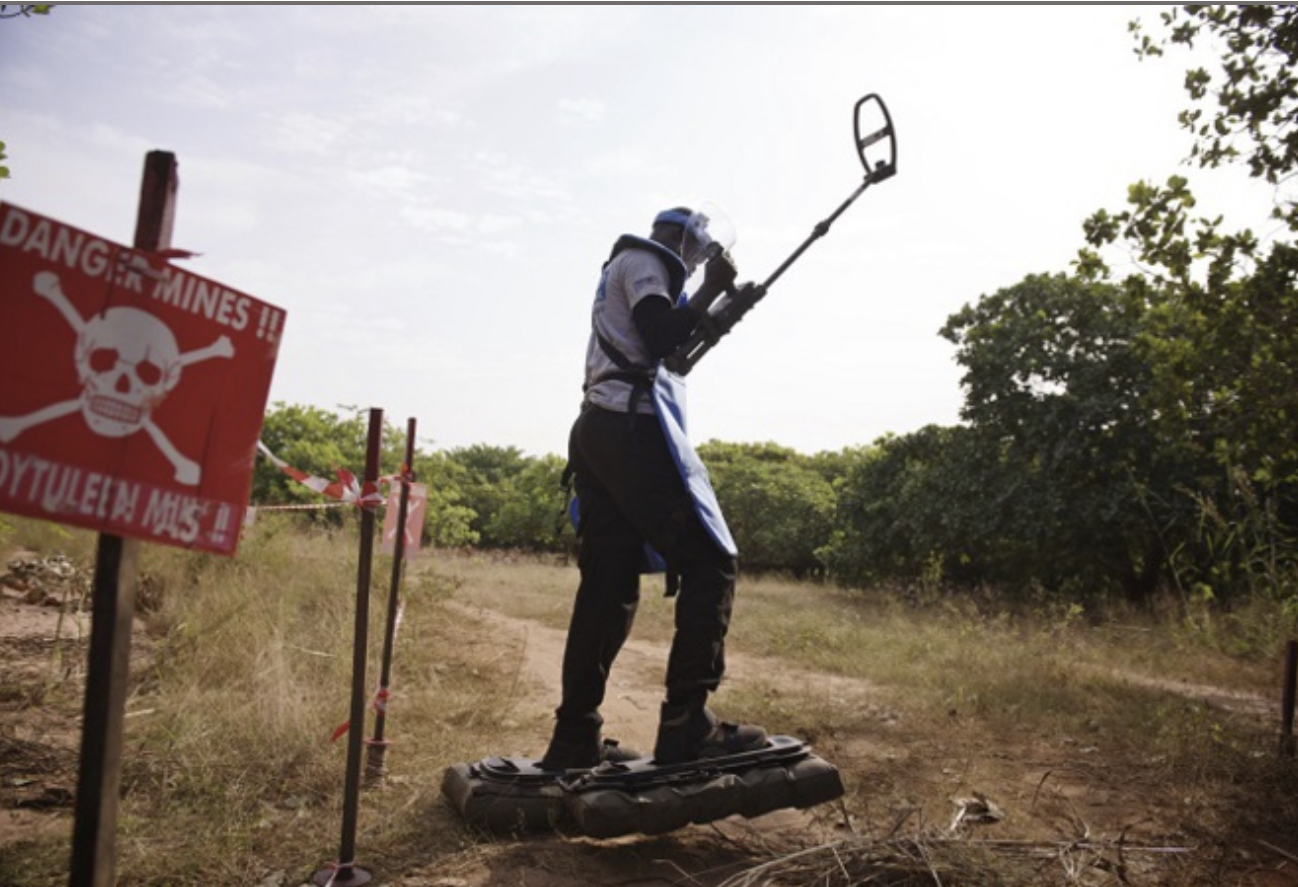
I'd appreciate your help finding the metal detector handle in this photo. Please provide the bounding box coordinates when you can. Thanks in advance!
[663,93,897,377]
[663,280,764,376]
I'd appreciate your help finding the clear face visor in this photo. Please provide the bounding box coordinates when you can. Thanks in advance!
[679,202,736,275]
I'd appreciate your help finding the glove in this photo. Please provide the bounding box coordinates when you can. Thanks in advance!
[713,281,766,327]
[688,251,738,313]
[703,249,738,292]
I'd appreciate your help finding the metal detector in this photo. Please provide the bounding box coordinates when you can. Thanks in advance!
[664,92,897,376]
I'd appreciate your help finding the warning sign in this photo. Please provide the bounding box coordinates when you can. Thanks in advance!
[381,482,427,559]
[0,203,285,555]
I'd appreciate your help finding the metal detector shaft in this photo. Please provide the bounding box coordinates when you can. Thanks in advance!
[664,93,896,376]
[763,168,887,293]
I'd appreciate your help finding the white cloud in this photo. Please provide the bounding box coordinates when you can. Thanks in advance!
[346,165,435,196]
[400,206,473,235]
[265,111,350,157]
[557,97,606,126]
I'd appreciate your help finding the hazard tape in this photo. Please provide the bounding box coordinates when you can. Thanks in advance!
[254,442,418,746]
[256,441,388,510]
[326,605,406,744]
[330,687,392,743]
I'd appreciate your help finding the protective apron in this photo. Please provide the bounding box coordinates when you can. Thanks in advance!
[650,367,737,559]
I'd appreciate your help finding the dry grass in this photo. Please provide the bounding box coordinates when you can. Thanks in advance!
[1,514,528,885]
[3,517,1298,886]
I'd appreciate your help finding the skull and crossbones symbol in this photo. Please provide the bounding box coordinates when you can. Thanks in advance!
[0,270,234,485]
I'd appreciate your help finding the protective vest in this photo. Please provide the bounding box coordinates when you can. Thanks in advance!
[580,235,738,562]
[585,234,686,410]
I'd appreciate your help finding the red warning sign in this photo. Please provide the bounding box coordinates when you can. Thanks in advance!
[381,482,427,559]
[0,203,285,555]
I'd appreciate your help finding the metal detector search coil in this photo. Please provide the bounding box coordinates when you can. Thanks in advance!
[855,93,897,181]
[664,92,897,376]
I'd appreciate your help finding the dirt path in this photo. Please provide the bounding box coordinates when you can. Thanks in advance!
[444,598,885,757]
[440,600,862,841]
[445,600,667,753]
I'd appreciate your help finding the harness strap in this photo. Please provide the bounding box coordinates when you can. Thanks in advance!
[588,328,656,416]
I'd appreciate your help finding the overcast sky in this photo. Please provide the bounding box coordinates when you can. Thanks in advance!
[0,5,1274,458]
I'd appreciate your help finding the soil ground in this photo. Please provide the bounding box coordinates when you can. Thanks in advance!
[5,556,1298,886]
[0,573,847,887]
[1,577,89,856]
[415,600,1298,887]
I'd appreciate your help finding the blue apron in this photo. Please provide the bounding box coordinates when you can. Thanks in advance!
[651,368,738,558]
[570,373,737,573]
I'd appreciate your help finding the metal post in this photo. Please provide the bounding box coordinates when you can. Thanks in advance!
[366,417,417,782]
[314,408,383,887]
[69,150,178,887]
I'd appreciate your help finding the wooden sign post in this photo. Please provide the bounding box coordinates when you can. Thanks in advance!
[69,150,177,887]
[0,151,285,884]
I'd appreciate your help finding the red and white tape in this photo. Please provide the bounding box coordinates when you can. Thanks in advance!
[256,441,388,510]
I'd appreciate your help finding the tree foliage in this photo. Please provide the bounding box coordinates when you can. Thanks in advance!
[409,450,479,549]
[1073,5,1298,601]
[447,444,538,549]
[248,404,848,571]
[937,275,1195,600]
[0,5,55,17]
[822,430,959,590]
[483,453,568,552]
[826,6,1298,603]
[699,441,836,576]
[1131,4,1298,229]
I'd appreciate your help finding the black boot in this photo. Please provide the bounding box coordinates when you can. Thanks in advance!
[653,703,768,765]
[539,733,641,771]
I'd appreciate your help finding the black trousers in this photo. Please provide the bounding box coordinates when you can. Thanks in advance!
[553,405,737,740]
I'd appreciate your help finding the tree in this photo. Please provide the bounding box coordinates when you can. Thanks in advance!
[485,454,568,552]
[446,444,531,548]
[822,432,948,590]
[939,274,1196,601]
[409,450,479,549]
[1076,5,1298,601]
[1131,5,1298,230]
[698,441,836,576]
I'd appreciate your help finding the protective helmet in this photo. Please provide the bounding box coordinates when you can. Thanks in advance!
[652,203,735,273]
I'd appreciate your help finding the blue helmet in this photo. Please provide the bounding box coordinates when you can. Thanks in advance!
[652,206,718,272]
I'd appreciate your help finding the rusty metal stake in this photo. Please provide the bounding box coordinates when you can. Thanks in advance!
[313,408,384,887]
[366,417,417,783]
